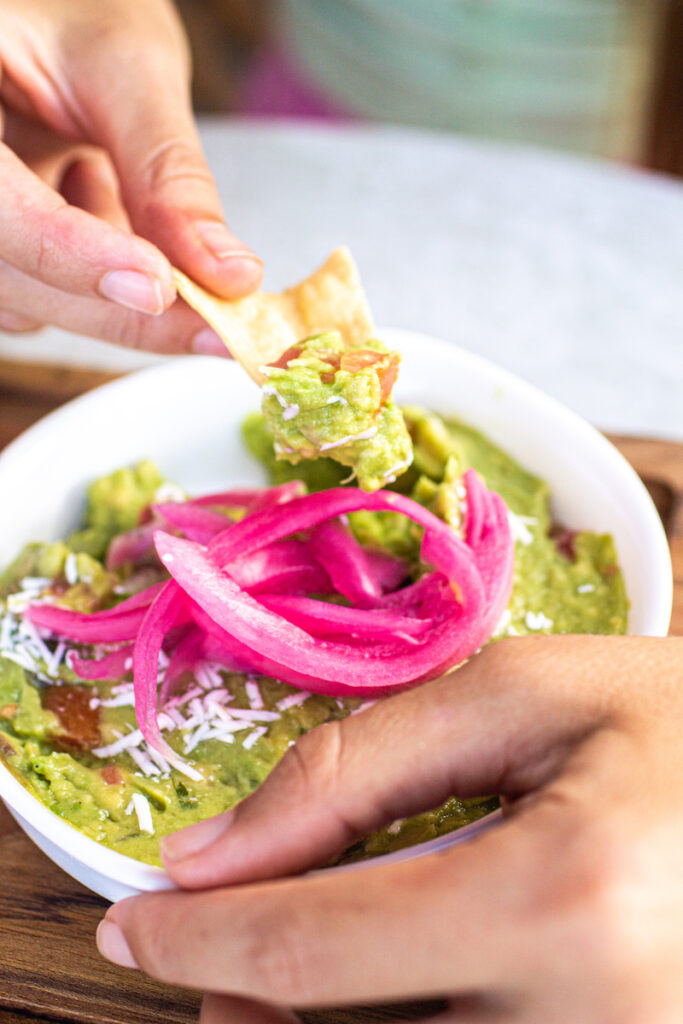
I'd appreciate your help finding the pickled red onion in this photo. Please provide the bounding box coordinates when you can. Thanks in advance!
[25,471,513,760]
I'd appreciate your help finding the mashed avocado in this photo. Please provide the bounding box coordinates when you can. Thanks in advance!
[260,332,413,491]
[0,412,628,866]
[67,460,167,560]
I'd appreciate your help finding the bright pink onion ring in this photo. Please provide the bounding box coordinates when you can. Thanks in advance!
[152,503,230,544]
[307,519,382,608]
[227,538,332,595]
[189,481,305,510]
[145,475,512,702]
[106,523,158,570]
[259,593,432,641]
[26,473,513,761]
[69,644,134,680]
[152,533,480,696]
[26,604,148,643]
[132,583,189,763]
[25,581,166,641]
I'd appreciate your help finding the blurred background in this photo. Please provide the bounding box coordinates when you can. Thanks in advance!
[179,0,680,170]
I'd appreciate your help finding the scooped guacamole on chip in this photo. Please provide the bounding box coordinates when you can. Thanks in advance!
[261,332,413,490]
[0,408,628,866]
[174,249,412,487]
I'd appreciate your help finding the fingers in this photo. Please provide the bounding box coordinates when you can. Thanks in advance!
[1,117,212,349]
[101,822,536,1006]
[68,4,262,299]
[162,636,624,889]
[0,258,223,354]
[59,157,131,231]
[200,993,299,1024]
[0,142,174,314]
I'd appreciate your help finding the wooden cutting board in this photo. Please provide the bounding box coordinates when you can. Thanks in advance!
[0,360,681,1024]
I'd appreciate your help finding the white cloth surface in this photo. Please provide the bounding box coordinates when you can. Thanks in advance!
[2,119,681,440]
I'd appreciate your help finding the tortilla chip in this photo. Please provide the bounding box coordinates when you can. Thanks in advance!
[174,246,375,385]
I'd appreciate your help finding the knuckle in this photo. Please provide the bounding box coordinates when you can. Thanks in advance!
[527,811,655,983]
[281,721,378,843]
[99,307,153,350]
[243,906,320,1004]
[121,899,177,982]
[284,719,346,802]
[139,138,214,196]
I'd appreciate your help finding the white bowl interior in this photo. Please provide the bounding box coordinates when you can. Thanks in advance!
[0,330,672,900]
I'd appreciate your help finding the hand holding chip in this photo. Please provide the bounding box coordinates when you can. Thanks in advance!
[97,635,683,1023]
[0,0,261,351]
[174,247,375,382]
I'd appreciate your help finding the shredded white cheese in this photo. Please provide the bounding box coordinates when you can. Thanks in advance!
[46,640,66,677]
[154,482,187,503]
[493,609,512,637]
[145,744,172,774]
[276,692,310,711]
[128,746,161,777]
[245,679,264,709]
[130,793,154,834]
[64,553,79,586]
[99,690,136,708]
[525,611,554,631]
[262,385,300,421]
[381,452,414,484]
[93,730,144,758]
[242,726,267,750]
[508,511,536,547]
[227,708,280,722]
[320,426,378,451]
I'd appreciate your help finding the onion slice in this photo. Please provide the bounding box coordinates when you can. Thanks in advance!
[150,473,510,699]
[308,519,382,607]
[69,645,134,681]
[23,473,513,762]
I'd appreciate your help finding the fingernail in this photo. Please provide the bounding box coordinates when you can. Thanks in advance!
[99,270,165,315]
[194,220,261,264]
[162,810,233,863]
[96,920,139,969]
[192,327,228,357]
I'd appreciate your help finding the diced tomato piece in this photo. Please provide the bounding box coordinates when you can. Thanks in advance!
[101,763,124,785]
[550,527,579,562]
[377,354,399,405]
[44,685,100,751]
[268,345,304,369]
[340,349,384,373]
[340,350,399,406]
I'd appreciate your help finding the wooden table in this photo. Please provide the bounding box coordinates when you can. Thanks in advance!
[1,361,681,1024]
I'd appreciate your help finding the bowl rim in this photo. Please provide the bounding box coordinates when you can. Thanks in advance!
[0,327,673,892]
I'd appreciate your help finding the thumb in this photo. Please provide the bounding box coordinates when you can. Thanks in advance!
[70,4,262,298]
[160,635,630,890]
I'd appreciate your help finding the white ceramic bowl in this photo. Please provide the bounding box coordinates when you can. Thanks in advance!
[0,329,672,901]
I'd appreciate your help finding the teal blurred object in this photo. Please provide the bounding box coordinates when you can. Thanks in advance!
[277,0,666,159]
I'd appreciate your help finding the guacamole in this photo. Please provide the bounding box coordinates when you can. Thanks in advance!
[0,408,627,866]
[261,332,413,491]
